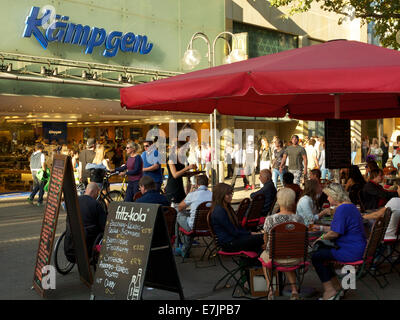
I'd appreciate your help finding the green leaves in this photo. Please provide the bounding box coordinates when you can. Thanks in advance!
[268,0,400,49]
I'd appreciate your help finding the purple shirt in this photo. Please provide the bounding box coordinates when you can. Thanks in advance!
[330,203,366,262]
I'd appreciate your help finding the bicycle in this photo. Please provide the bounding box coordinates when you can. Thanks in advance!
[96,171,125,213]
[53,230,103,275]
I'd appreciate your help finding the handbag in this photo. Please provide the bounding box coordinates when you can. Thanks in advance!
[312,239,339,254]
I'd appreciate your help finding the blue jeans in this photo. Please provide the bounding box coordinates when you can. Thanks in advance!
[311,248,336,283]
[351,151,357,165]
[124,180,139,202]
[321,168,332,180]
[272,168,284,188]
[29,172,45,204]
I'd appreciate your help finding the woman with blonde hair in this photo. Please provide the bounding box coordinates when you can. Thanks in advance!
[311,183,366,300]
[86,144,111,189]
[260,188,305,300]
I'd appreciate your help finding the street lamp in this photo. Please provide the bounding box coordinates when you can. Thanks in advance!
[182,32,246,185]
[182,31,246,70]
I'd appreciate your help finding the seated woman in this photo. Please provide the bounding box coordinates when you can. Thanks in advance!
[364,160,379,183]
[210,183,263,254]
[296,179,329,227]
[260,188,305,300]
[311,183,367,300]
[362,168,398,210]
[344,165,366,205]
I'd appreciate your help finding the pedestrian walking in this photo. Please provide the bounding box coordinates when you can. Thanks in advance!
[28,143,47,206]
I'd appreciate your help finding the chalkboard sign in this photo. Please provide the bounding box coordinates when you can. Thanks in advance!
[92,202,183,300]
[33,154,92,297]
[325,119,351,169]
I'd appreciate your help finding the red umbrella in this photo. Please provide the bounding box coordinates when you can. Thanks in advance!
[120,40,400,120]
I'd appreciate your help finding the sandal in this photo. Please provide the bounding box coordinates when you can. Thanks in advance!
[290,292,302,300]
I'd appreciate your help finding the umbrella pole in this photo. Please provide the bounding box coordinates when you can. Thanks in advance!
[210,112,214,186]
[214,109,219,184]
[334,94,340,119]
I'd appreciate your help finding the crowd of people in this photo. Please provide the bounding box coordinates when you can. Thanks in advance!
[25,132,400,300]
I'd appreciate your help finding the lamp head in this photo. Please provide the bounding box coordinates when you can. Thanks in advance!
[182,49,201,70]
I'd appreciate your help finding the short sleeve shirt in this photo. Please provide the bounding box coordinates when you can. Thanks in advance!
[263,213,304,252]
[284,145,306,171]
[385,198,400,240]
[330,203,367,262]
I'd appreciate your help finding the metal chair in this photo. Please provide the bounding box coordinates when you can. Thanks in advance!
[207,209,259,298]
[236,198,250,225]
[242,193,265,231]
[161,206,178,246]
[331,211,391,299]
[258,221,310,299]
[178,201,214,266]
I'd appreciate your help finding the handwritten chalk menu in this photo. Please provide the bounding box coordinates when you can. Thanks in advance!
[325,119,351,169]
[92,202,184,300]
[33,154,92,297]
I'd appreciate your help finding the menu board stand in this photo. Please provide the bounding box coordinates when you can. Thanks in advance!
[32,155,92,297]
[325,119,351,169]
[92,202,184,300]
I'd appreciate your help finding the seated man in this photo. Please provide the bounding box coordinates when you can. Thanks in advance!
[282,171,303,203]
[362,168,398,210]
[135,175,170,206]
[64,182,107,263]
[250,169,276,216]
[175,175,212,258]
[363,186,400,240]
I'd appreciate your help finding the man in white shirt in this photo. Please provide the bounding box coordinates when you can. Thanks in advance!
[28,144,46,206]
[305,138,319,175]
[175,175,212,257]
[363,193,400,240]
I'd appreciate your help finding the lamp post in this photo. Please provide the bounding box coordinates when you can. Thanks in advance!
[182,32,246,185]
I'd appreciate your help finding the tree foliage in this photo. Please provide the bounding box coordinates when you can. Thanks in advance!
[268,0,400,49]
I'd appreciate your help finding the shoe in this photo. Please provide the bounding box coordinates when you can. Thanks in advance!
[318,292,340,300]
[251,185,255,190]
[245,185,251,190]
[27,198,33,205]
[36,202,43,207]
[290,292,302,300]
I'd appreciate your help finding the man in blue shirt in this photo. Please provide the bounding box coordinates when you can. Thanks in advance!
[135,176,170,206]
[141,140,163,191]
[175,175,212,257]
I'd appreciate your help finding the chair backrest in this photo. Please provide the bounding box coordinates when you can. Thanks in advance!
[382,207,392,233]
[357,189,366,213]
[161,206,177,241]
[242,193,265,228]
[266,197,277,217]
[133,191,143,201]
[236,198,250,224]
[363,210,390,262]
[193,201,212,232]
[268,221,308,261]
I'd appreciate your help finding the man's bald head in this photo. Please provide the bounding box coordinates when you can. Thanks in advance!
[85,182,100,199]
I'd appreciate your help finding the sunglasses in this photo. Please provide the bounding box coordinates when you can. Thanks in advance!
[143,145,150,148]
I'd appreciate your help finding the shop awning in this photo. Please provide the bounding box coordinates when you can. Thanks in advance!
[120,40,400,120]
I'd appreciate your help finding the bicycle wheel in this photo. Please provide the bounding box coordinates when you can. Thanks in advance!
[105,190,125,202]
[54,231,75,275]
